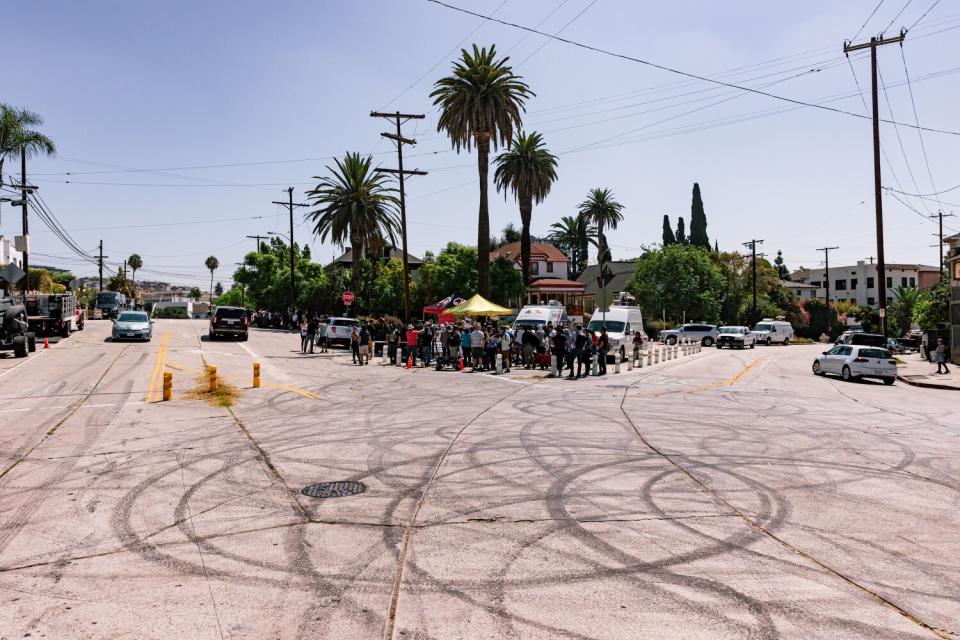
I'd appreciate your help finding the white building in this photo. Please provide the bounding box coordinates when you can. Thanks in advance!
[790,261,940,307]
[1,235,24,269]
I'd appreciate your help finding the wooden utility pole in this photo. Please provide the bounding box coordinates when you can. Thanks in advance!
[19,149,29,294]
[98,240,109,292]
[371,111,426,323]
[928,211,956,276]
[844,30,905,337]
[246,234,267,254]
[271,188,308,313]
[817,246,839,313]
[743,239,764,325]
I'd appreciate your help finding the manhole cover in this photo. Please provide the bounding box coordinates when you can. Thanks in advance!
[301,481,367,498]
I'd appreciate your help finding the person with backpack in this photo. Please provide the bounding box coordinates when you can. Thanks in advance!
[357,325,370,365]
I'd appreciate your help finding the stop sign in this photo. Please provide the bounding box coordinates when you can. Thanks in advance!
[342,291,354,305]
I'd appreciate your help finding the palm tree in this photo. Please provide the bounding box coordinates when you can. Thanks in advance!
[578,188,624,267]
[431,44,533,297]
[0,104,56,191]
[305,152,400,300]
[494,131,558,284]
[205,256,219,303]
[890,284,920,336]
[127,254,142,298]
[548,215,591,280]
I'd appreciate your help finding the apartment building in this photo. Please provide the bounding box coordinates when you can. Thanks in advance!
[790,260,939,306]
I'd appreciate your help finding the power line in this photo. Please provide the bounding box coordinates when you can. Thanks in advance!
[882,0,914,34]
[884,182,960,198]
[908,0,941,30]
[877,63,931,213]
[899,46,941,211]
[515,0,598,66]
[853,0,887,41]
[425,0,960,136]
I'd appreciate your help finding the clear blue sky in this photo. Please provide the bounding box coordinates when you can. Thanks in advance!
[5,1,958,288]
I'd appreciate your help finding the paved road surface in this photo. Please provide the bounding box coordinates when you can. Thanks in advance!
[0,319,957,639]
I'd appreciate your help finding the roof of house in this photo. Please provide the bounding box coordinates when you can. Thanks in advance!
[331,246,423,267]
[529,278,585,290]
[489,241,568,263]
[577,261,636,298]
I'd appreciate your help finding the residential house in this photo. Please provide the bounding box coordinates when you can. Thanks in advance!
[330,245,423,271]
[491,241,587,321]
[789,260,940,307]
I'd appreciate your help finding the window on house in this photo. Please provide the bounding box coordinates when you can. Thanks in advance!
[835,279,847,291]
[901,276,908,287]
[886,276,892,288]
[546,261,554,273]
[850,278,858,289]
[867,297,875,305]
[909,276,915,287]
[810,281,821,287]
[531,262,539,274]
[867,276,874,289]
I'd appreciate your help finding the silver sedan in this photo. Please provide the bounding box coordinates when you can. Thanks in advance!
[111,311,153,342]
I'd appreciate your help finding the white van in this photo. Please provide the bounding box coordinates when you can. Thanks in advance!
[752,319,794,345]
[587,305,646,362]
[513,303,568,330]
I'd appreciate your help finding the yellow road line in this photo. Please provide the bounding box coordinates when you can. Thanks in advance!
[264,382,319,399]
[145,332,171,402]
[634,355,767,398]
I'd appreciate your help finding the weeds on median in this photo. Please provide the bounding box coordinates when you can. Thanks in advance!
[184,367,240,407]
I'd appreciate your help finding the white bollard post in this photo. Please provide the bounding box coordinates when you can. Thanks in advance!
[382,343,388,364]
[627,353,633,371]
[550,355,558,377]
[496,352,503,375]
[638,350,644,368]
[647,349,653,366]
[614,356,620,374]
[592,353,599,376]
[654,348,660,364]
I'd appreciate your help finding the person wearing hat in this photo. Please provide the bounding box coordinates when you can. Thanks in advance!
[405,324,420,367]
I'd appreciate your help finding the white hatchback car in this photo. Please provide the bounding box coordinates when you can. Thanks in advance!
[812,344,897,385]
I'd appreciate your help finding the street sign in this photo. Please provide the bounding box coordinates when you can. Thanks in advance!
[878,308,886,318]
[0,262,26,285]
[342,291,354,306]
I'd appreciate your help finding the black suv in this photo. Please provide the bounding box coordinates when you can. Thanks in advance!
[209,306,248,341]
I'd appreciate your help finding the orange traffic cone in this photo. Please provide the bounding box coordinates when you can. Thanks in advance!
[406,354,413,369]
[44,337,49,349]
[458,355,464,371]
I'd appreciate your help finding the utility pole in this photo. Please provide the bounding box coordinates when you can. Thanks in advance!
[98,240,109,292]
[371,110,427,323]
[743,239,764,326]
[20,149,29,294]
[844,30,905,337]
[817,246,839,316]
[928,211,956,275]
[271,188,308,313]
[246,234,267,254]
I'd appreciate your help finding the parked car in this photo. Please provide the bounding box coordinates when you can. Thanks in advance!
[325,317,360,347]
[752,319,794,345]
[112,311,153,342]
[0,297,35,358]
[587,305,646,362]
[96,291,126,319]
[812,344,896,384]
[209,306,249,341]
[716,326,756,349]
[835,331,886,347]
[513,303,568,331]
[659,323,718,347]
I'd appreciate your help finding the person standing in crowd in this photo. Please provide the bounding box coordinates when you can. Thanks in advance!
[551,328,565,376]
[521,326,538,369]
[499,326,512,373]
[934,337,951,374]
[316,317,328,353]
[405,324,419,367]
[299,317,309,354]
[424,323,435,367]
[357,324,370,365]
[632,329,644,366]
[597,327,609,376]
[576,327,592,379]
[387,323,399,365]
[450,326,461,360]
[440,324,450,359]
[514,325,525,368]
[366,325,375,364]
[460,323,471,364]
[305,315,318,354]
[470,324,484,371]
[350,326,360,364]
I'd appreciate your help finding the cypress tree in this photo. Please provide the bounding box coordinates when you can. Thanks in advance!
[662,215,676,245]
[675,216,687,245]
[774,250,790,280]
[689,182,710,248]
[714,239,719,252]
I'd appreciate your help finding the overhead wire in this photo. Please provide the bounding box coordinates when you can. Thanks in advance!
[907,0,941,30]
[882,0,914,34]
[899,45,942,212]
[877,62,930,212]
[852,0,887,41]
[515,0,598,66]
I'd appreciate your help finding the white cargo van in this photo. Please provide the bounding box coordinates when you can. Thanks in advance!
[587,305,646,362]
[752,319,794,345]
[513,303,568,330]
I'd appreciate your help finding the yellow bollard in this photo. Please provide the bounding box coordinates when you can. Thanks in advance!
[162,371,172,401]
[209,366,218,393]
[253,361,261,388]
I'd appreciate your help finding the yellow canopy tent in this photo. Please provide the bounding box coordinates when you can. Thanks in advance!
[448,294,512,317]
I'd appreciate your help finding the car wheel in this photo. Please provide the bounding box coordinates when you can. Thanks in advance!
[750,342,755,349]
[26,332,36,352]
[12,335,28,358]
[812,361,823,376]
[666,336,677,345]
[842,365,853,382]
[783,337,790,346]
[766,337,772,346]
[702,337,713,347]
[883,377,895,385]
[716,343,722,349]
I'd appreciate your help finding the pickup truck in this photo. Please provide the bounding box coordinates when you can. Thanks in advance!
[325,317,359,348]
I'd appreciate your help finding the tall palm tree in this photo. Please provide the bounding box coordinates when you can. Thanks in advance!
[431,44,533,297]
[127,253,143,299]
[547,215,591,280]
[305,152,400,300]
[205,256,219,303]
[578,188,624,266]
[890,284,920,336]
[0,104,56,190]
[494,131,558,284]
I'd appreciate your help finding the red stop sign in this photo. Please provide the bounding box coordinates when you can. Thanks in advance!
[342,291,354,305]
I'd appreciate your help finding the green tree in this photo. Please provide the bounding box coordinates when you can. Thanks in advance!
[233,240,330,314]
[432,44,533,298]
[662,215,676,246]
[628,245,723,323]
[490,256,525,307]
[913,274,950,330]
[548,214,590,279]
[675,217,687,245]
[189,287,202,301]
[204,256,219,301]
[502,223,521,244]
[578,188,624,266]
[0,104,56,192]
[688,182,710,248]
[305,152,400,303]
[494,131,558,284]
[889,285,920,336]
[773,250,789,280]
[215,285,245,307]
[26,269,61,293]
[710,251,748,324]
[214,282,224,297]
[414,242,478,306]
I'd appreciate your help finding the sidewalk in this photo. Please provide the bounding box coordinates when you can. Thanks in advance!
[896,353,960,390]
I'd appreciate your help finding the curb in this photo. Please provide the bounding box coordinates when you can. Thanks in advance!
[895,374,960,391]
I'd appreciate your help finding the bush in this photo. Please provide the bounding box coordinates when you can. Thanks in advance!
[152,306,188,319]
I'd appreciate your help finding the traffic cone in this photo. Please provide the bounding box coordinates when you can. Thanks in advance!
[458,355,464,371]
[44,337,49,349]
[406,354,413,369]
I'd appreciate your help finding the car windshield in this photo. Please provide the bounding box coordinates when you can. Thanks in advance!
[516,320,546,329]
[97,292,120,304]
[587,320,626,333]
[754,323,773,331]
[331,318,359,326]
[118,312,148,323]
[215,308,245,319]
[859,348,891,359]
[719,327,745,334]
